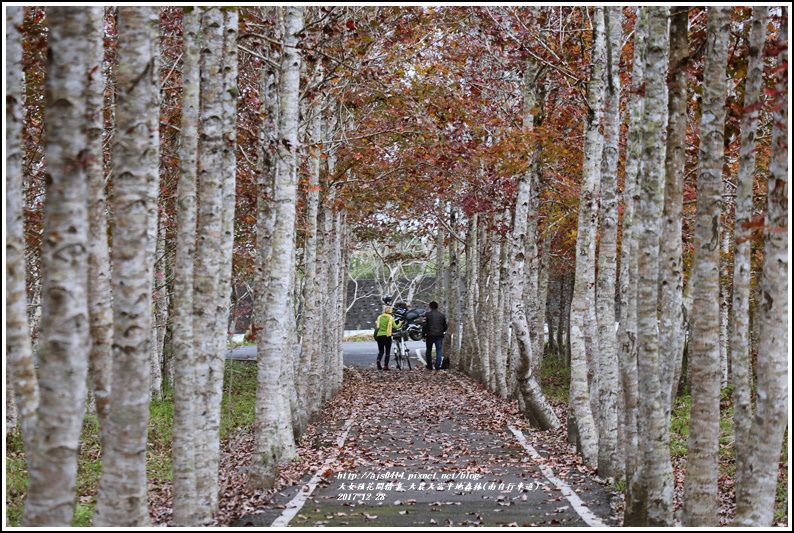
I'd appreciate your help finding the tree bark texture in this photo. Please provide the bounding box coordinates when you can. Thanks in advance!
[659,6,689,415]
[594,5,622,481]
[6,4,38,447]
[250,5,304,490]
[171,6,200,525]
[84,6,113,444]
[634,6,675,526]
[730,7,767,521]
[733,7,788,525]
[619,8,646,524]
[21,7,96,527]
[682,6,731,527]
[568,5,605,467]
[93,6,159,527]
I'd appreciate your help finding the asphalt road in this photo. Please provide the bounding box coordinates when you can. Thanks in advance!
[227,340,428,368]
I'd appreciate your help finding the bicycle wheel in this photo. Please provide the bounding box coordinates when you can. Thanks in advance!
[403,345,412,370]
[393,344,402,369]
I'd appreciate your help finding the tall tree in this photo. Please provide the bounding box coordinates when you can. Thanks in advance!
[619,7,646,523]
[249,5,305,489]
[734,7,788,526]
[85,6,113,442]
[730,4,768,522]
[94,6,160,527]
[190,7,237,519]
[171,6,200,526]
[594,5,622,481]
[507,52,559,431]
[682,6,732,527]
[659,6,690,412]
[568,6,606,467]
[634,6,674,526]
[19,7,98,526]
[6,1,37,472]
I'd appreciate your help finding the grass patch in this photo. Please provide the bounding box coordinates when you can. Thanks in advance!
[539,355,570,402]
[5,360,259,527]
[227,340,256,347]
[220,360,258,438]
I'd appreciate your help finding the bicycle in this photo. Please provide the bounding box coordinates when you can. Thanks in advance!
[391,330,412,370]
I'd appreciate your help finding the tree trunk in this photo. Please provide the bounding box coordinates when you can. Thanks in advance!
[150,218,166,400]
[730,7,767,521]
[634,7,675,526]
[84,5,113,444]
[93,6,159,527]
[536,239,550,363]
[459,214,478,374]
[249,6,304,490]
[170,7,200,525]
[190,7,233,520]
[568,6,606,467]
[682,6,731,527]
[733,8,787,526]
[659,6,689,416]
[594,5,622,481]
[444,207,460,359]
[619,10,646,523]
[509,163,560,430]
[32,45,96,512]
[493,236,510,398]
[5,0,38,481]
[213,6,238,447]
[298,110,322,435]
[477,222,493,384]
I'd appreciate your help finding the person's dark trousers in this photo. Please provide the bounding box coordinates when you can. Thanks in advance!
[377,335,392,366]
[425,336,443,369]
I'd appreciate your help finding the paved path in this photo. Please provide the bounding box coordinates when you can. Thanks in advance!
[229,366,621,528]
[227,340,427,368]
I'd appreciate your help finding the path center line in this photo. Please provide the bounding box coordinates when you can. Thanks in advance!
[270,416,357,527]
[508,426,606,528]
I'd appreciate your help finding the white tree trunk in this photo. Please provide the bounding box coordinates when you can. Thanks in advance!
[659,6,689,416]
[214,7,238,423]
[734,8,788,525]
[493,237,510,397]
[5,0,37,473]
[594,5,622,481]
[731,7,767,521]
[634,7,675,526]
[171,7,200,525]
[21,8,96,526]
[619,10,646,523]
[298,110,322,434]
[191,7,232,520]
[85,5,113,442]
[568,6,606,467]
[250,6,304,489]
[509,165,560,431]
[331,210,347,398]
[446,208,461,356]
[682,6,731,527]
[93,6,159,527]
[150,217,165,400]
[460,214,479,374]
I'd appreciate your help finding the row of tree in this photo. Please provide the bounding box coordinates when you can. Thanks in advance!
[5,5,787,528]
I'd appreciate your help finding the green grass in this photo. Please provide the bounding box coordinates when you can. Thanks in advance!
[539,355,570,402]
[5,360,259,527]
[227,340,256,347]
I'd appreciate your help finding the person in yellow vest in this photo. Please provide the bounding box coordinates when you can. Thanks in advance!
[375,306,401,370]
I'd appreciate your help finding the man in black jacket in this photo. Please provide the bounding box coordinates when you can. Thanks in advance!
[422,301,447,370]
